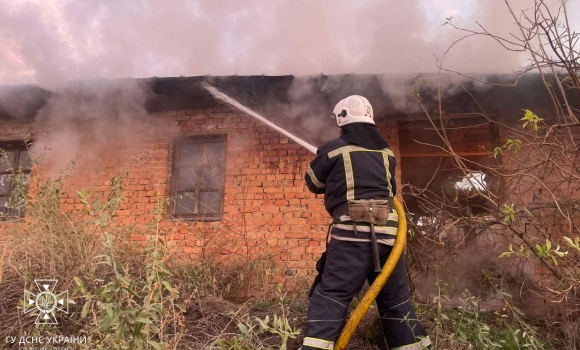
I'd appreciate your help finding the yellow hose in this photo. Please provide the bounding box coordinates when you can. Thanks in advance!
[334,197,408,350]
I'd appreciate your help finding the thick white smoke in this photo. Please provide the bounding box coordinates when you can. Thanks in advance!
[1,0,574,87]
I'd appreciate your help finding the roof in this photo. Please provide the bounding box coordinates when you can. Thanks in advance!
[1,73,578,122]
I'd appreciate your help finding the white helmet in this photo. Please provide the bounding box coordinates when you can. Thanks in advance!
[331,95,374,127]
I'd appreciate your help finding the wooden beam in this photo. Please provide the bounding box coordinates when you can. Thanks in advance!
[400,146,491,158]
[450,128,468,143]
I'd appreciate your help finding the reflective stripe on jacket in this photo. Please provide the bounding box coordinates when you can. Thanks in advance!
[305,137,397,216]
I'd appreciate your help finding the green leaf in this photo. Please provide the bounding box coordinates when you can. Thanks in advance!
[148,340,162,350]
[81,301,91,319]
[505,138,522,154]
[498,252,512,258]
[157,263,172,275]
[502,203,517,223]
[492,147,503,159]
[553,247,567,257]
[115,324,124,341]
[176,303,186,312]
[106,304,113,319]
[563,236,580,252]
[161,281,178,295]
[238,322,248,334]
[520,109,544,131]
[74,276,85,288]
[135,317,152,324]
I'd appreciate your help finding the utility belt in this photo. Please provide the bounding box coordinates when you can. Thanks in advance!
[332,198,394,224]
[331,198,395,273]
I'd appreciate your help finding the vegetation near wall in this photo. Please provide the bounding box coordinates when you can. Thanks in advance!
[0,164,569,350]
[404,1,580,349]
[0,164,305,349]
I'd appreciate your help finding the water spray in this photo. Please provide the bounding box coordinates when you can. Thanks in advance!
[204,84,318,154]
[204,83,407,350]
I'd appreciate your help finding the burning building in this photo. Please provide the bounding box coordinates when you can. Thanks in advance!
[1,73,573,296]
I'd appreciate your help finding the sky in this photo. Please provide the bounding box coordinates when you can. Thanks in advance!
[0,0,577,87]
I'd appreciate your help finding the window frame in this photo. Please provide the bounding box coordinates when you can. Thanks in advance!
[0,141,32,220]
[169,134,227,221]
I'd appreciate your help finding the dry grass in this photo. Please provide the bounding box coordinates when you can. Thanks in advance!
[0,165,566,350]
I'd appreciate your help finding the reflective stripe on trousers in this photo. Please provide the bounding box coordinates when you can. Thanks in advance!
[392,335,432,350]
[303,337,334,349]
[302,237,430,350]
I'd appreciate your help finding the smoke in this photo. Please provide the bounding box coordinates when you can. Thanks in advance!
[30,79,154,176]
[0,0,572,87]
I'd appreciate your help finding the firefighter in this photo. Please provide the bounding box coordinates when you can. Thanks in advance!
[301,95,431,350]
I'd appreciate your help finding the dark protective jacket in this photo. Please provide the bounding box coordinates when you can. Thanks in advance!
[305,124,399,239]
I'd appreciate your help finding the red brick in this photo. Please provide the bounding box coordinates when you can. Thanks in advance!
[0,107,406,294]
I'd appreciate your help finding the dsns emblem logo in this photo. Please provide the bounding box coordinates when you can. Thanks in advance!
[24,279,69,324]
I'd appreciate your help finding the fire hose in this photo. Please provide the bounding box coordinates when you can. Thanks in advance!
[334,197,407,350]
[204,85,408,350]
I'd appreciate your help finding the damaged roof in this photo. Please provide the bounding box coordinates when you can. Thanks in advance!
[0,73,578,122]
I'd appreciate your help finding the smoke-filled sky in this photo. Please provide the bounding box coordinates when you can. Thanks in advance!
[1,0,577,88]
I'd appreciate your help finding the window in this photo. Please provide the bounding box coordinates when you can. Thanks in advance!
[0,142,32,219]
[170,135,226,221]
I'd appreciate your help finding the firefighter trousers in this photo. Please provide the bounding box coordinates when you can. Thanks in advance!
[302,238,431,350]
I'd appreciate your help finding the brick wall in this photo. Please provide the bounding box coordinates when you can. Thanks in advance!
[0,109,402,292]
